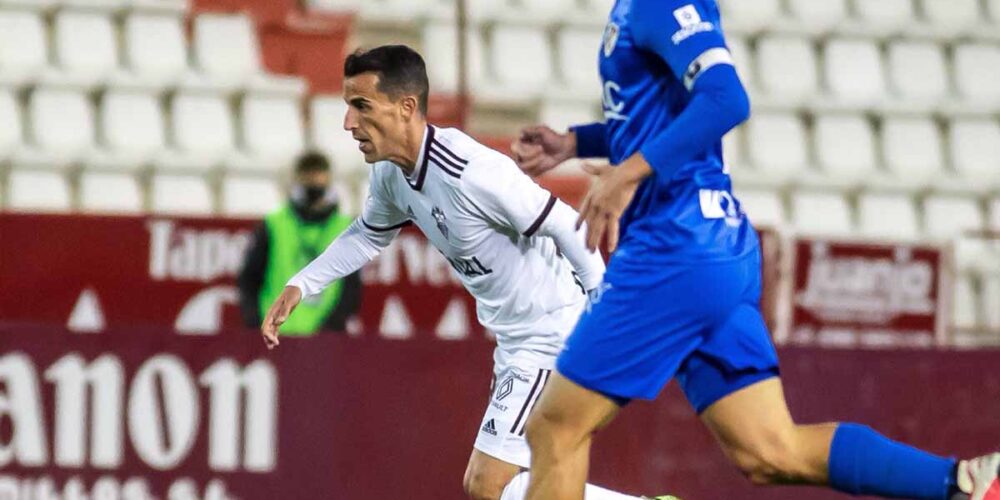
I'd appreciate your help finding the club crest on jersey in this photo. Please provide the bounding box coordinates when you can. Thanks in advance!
[432,206,449,239]
[602,22,619,57]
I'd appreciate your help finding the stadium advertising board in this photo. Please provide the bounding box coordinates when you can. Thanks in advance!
[788,238,947,348]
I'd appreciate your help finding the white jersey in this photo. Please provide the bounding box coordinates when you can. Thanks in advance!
[364,126,595,364]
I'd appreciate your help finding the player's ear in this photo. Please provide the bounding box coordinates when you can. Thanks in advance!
[399,94,419,120]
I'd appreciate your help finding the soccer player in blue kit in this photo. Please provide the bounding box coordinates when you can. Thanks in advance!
[510,1,1000,499]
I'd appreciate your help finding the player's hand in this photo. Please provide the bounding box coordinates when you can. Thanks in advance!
[261,286,302,350]
[576,155,652,253]
[511,125,576,178]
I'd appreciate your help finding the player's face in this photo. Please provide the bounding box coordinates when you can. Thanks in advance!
[342,73,409,164]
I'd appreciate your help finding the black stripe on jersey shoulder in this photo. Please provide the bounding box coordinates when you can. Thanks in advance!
[407,125,435,192]
[432,159,463,179]
[430,139,468,165]
[428,149,466,178]
[361,218,412,232]
[522,194,558,237]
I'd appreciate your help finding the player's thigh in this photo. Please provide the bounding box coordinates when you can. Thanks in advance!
[526,371,621,446]
[463,448,522,498]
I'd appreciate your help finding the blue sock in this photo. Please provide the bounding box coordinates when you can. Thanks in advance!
[828,423,956,500]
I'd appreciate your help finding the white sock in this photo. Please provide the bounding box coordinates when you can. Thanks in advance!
[500,471,642,500]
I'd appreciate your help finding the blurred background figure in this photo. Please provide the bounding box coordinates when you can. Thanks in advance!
[238,151,361,335]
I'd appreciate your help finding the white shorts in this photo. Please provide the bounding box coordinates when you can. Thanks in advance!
[473,362,553,468]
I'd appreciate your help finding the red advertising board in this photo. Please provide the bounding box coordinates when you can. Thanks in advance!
[788,238,948,348]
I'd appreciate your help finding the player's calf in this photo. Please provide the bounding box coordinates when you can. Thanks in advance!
[464,451,522,500]
[720,425,827,486]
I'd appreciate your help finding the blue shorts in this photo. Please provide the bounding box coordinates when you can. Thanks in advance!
[556,248,779,413]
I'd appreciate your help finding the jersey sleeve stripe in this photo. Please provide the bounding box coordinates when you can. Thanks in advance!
[361,218,412,232]
[428,148,466,173]
[431,160,462,179]
[430,139,469,165]
[522,194,558,237]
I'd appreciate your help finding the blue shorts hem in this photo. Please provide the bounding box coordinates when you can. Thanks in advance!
[688,367,780,414]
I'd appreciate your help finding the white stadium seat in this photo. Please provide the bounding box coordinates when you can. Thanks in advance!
[952,275,979,330]
[235,94,305,171]
[15,88,95,167]
[150,174,213,214]
[92,90,166,169]
[122,13,188,86]
[857,193,920,240]
[881,116,943,184]
[982,276,1000,331]
[79,172,143,213]
[221,175,282,216]
[737,189,785,228]
[0,90,24,161]
[813,114,877,182]
[719,0,783,33]
[989,198,1000,230]
[852,0,914,31]
[556,27,602,94]
[745,112,809,182]
[989,0,1000,23]
[953,44,1000,103]
[193,13,260,86]
[786,0,848,31]
[421,22,485,94]
[887,41,949,102]
[523,0,582,24]
[923,195,984,240]
[539,101,599,133]
[309,95,366,177]
[948,119,1000,182]
[919,0,980,34]
[823,39,886,105]
[165,92,236,170]
[791,191,853,236]
[488,26,552,96]
[0,11,47,87]
[726,35,754,90]
[7,169,71,212]
[50,11,119,87]
[756,35,818,102]
[723,126,745,169]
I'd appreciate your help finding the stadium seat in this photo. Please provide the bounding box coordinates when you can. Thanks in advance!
[79,172,143,213]
[722,126,745,170]
[0,89,23,162]
[14,88,95,168]
[791,191,854,236]
[948,118,1000,185]
[6,169,71,212]
[813,114,877,183]
[0,10,47,87]
[737,188,785,228]
[857,192,920,240]
[785,0,848,31]
[192,13,304,94]
[744,111,809,184]
[150,174,213,214]
[89,90,166,170]
[989,0,1000,23]
[952,274,979,330]
[989,198,1000,230]
[486,25,552,97]
[555,27,603,96]
[47,10,119,89]
[719,0,784,33]
[307,0,362,12]
[160,92,236,171]
[220,175,282,216]
[823,38,886,105]
[421,22,486,94]
[881,116,943,186]
[919,0,981,36]
[852,0,914,32]
[726,35,755,91]
[309,95,366,178]
[120,13,189,89]
[982,275,1000,331]
[953,44,1000,104]
[539,100,599,133]
[523,0,584,25]
[232,94,305,171]
[886,41,949,103]
[755,35,818,103]
[923,195,984,240]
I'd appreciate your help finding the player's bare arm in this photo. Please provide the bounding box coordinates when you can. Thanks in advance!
[511,125,577,178]
[261,285,302,349]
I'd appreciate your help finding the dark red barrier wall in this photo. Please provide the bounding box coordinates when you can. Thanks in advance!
[1,326,996,500]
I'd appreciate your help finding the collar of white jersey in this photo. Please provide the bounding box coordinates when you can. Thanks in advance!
[403,124,435,191]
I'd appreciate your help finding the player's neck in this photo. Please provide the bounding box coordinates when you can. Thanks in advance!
[388,120,429,176]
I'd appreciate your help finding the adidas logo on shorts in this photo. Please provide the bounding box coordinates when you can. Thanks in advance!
[481,418,498,436]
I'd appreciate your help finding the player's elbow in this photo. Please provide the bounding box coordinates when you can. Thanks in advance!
[696,65,751,131]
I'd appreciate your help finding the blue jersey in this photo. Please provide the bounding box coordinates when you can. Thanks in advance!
[576,0,757,263]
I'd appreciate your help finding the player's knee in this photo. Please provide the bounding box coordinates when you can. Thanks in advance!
[462,466,506,500]
[524,405,571,453]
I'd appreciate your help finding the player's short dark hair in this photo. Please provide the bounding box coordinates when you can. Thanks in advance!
[344,45,429,115]
[295,151,331,174]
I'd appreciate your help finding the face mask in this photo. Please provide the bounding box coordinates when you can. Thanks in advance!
[304,185,327,204]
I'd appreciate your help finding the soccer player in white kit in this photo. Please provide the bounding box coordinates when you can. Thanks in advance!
[260,46,665,500]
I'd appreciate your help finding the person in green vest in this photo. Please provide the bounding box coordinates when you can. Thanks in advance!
[238,151,361,335]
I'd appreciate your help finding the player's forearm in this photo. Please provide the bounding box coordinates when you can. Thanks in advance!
[569,122,610,159]
[539,200,606,290]
[639,65,750,181]
[286,219,390,297]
